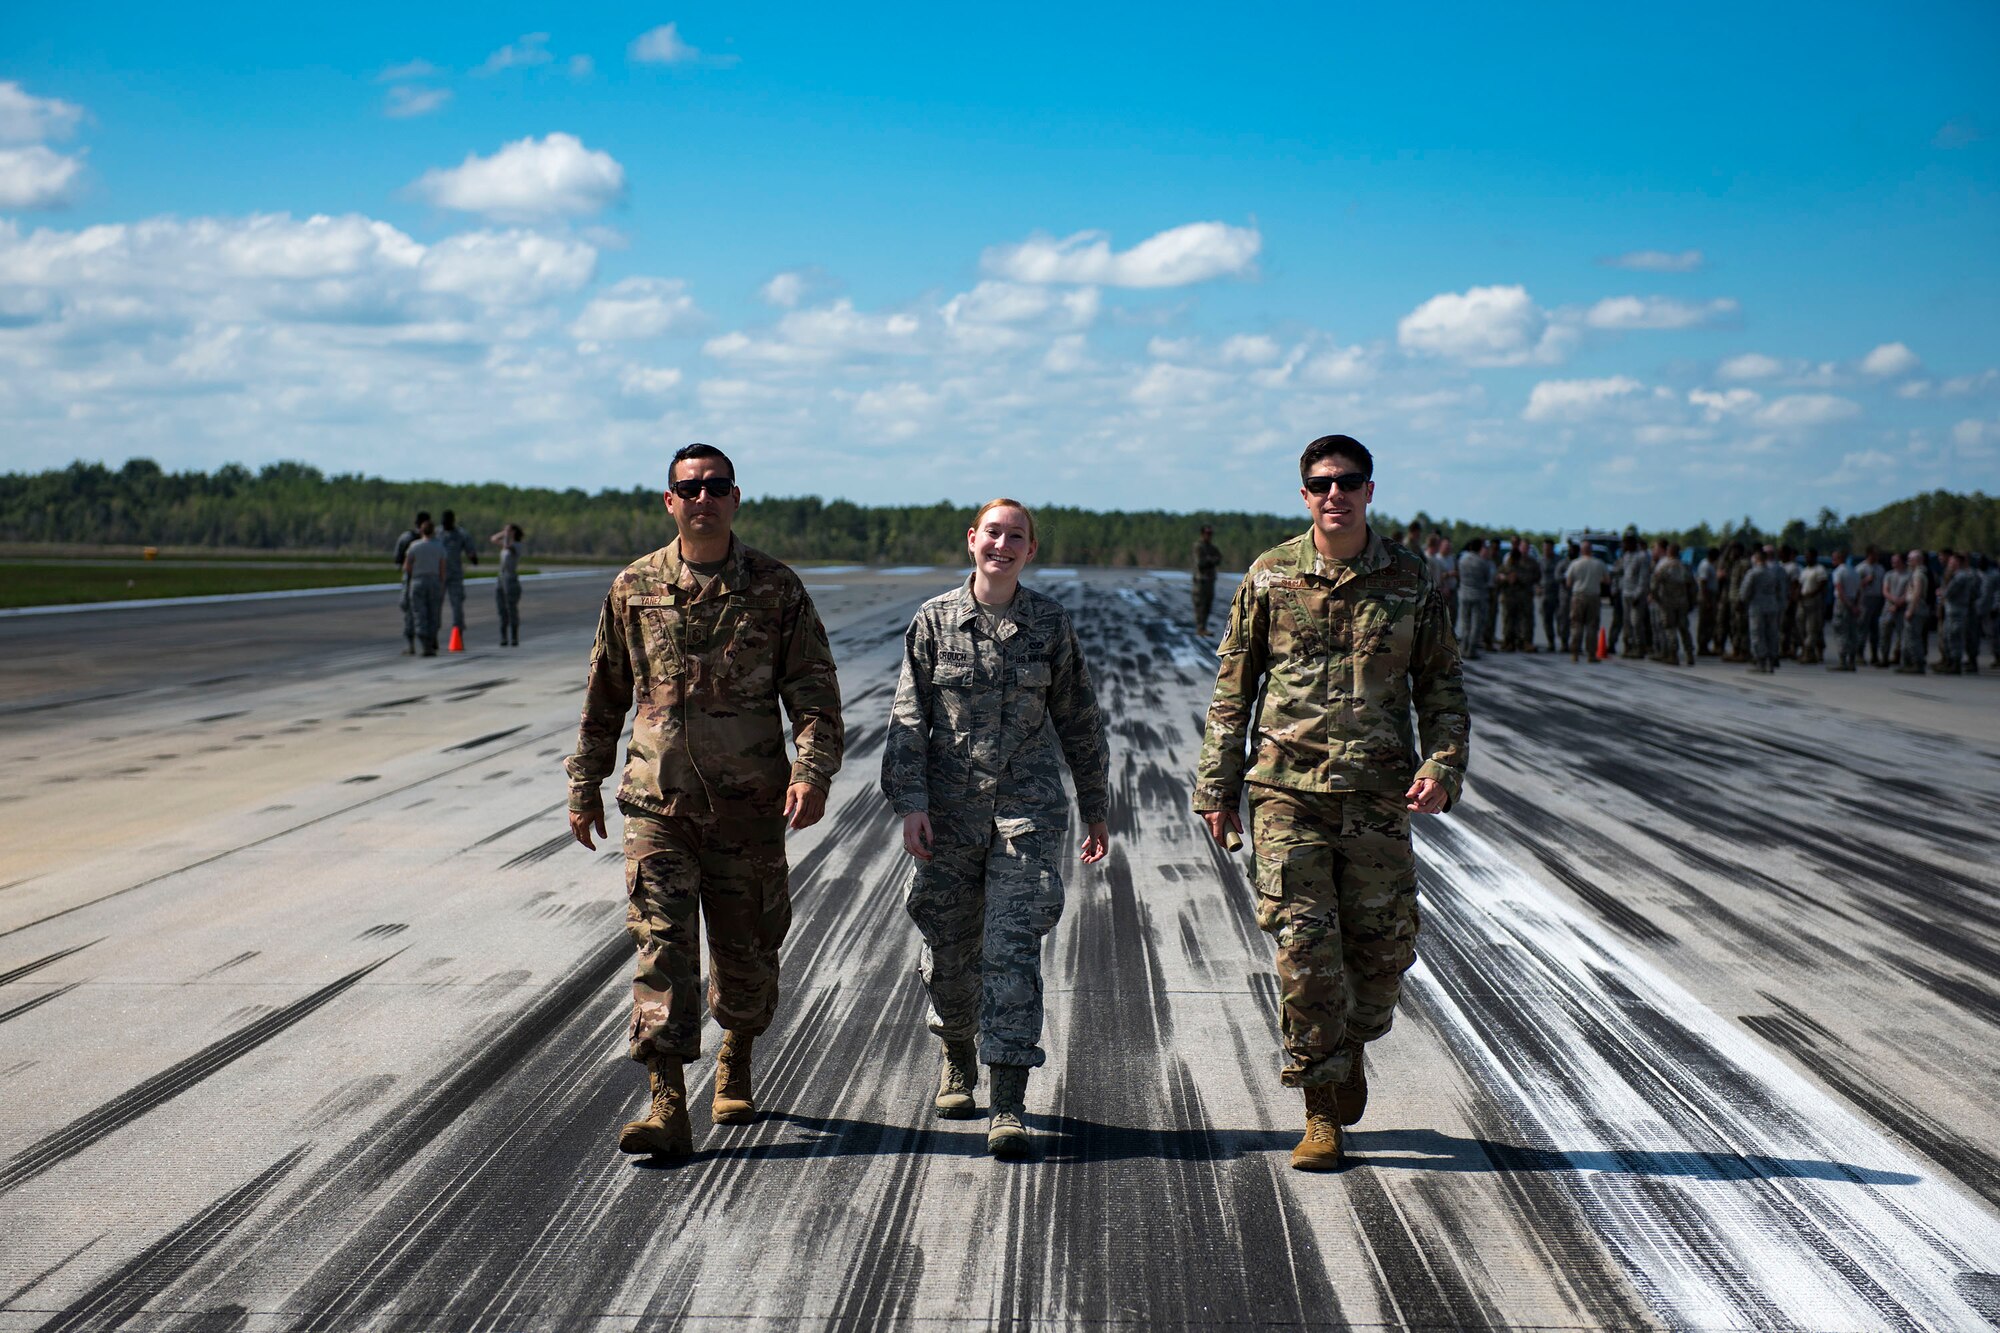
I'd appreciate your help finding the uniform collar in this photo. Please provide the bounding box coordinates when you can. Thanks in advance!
[1289,526,1389,590]
[662,535,746,601]
[951,575,1024,641]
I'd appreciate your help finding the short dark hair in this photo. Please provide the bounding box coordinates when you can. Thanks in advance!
[1299,434,1372,481]
[415,510,430,524]
[509,523,524,540]
[442,509,456,525]
[672,442,735,483]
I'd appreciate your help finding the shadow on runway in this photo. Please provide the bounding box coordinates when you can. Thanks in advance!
[1349,1127,1920,1185]
[627,1110,1298,1167]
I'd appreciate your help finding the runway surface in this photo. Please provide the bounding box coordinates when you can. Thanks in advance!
[1,566,1997,1330]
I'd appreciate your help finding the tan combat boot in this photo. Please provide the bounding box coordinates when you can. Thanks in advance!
[1334,1041,1368,1127]
[935,1038,978,1118]
[987,1065,1030,1158]
[618,1057,693,1157]
[1290,1085,1344,1171]
[712,1031,756,1124]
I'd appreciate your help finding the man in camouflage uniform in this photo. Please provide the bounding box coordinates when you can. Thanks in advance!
[439,508,479,640]
[566,443,844,1158]
[1649,540,1693,665]
[1744,546,1787,673]
[1939,553,1977,675]
[1616,532,1652,659]
[1900,549,1933,674]
[1192,525,1223,636]
[1194,434,1469,1172]
[1726,542,1753,662]
[393,508,430,655]
[1566,541,1609,661]
[1797,548,1827,664]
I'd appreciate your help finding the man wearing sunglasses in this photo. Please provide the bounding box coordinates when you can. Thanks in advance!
[1193,434,1469,1172]
[565,442,844,1159]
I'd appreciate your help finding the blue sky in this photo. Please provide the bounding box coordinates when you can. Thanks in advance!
[2,2,1995,528]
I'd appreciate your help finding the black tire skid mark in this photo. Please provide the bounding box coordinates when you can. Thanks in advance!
[0,982,80,1025]
[29,1146,307,1333]
[1416,834,1944,1330]
[1742,1010,2000,1208]
[0,939,99,987]
[0,956,396,1197]
[1345,1169,1504,1331]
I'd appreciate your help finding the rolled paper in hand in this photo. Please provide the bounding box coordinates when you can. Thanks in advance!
[1223,828,1243,852]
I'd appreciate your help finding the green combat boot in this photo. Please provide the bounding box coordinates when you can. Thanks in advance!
[1290,1085,1343,1171]
[1334,1041,1368,1127]
[987,1065,1030,1158]
[935,1038,978,1118]
[618,1057,693,1157]
[712,1032,756,1125]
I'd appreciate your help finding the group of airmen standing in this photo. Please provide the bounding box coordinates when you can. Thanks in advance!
[567,435,1466,1172]
[1365,528,2000,678]
[390,508,527,655]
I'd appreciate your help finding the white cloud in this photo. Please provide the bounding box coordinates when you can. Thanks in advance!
[1689,387,1761,420]
[569,55,595,78]
[702,331,831,365]
[942,280,1096,330]
[1601,249,1703,272]
[780,298,920,352]
[619,364,682,395]
[1042,334,1088,374]
[422,230,596,304]
[384,86,451,119]
[1146,335,1196,360]
[631,23,735,66]
[0,146,85,210]
[1131,361,1230,406]
[760,271,806,307]
[1219,333,1282,366]
[1398,285,1570,367]
[1299,344,1375,387]
[476,33,553,76]
[1583,295,1737,330]
[0,81,85,144]
[981,221,1261,288]
[570,276,698,339]
[1718,352,1786,381]
[411,133,625,221]
[1522,375,1648,422]
[1860,342,1920,377]
[1754,394,1861,428]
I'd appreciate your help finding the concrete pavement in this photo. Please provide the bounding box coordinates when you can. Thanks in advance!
[1,567,1996,1329]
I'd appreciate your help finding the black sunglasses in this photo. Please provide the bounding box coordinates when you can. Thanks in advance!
[1303,472,1370,495]
[670,477,736,500]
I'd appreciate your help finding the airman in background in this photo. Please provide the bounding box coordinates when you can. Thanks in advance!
[402,519,445,657]
[1939,553,1977,675]
[1195,434,1469,1173]
[1857,548,1885,666]
[1726,542,1753,662]
[438,509,479,639]
[1566,541,1608,661]
[1900,549,1932,674]
[1797,548,1827,664]
[394,508,431,655]
[1829,549,1862,671]
[1649,539,1693,665]
[1192,524,1223,636]
[1880,552,1909,668]
[1616,533,1652,659]
[1694,546,1719,655]
[1455,538,1492,661]
[1744,546,1787,673]
[1540,538,1563,652]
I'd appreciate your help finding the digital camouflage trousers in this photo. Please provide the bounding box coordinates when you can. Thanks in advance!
[1249,785,1420,1088]
[906,818,1065,1068]
[622,808,791,1063]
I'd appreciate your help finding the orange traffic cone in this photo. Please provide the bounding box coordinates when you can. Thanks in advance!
[448,625,465,653]
[1595,627,1608,661]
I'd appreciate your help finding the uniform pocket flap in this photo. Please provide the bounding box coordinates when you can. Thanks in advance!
[933,662,976,686]
[1016,661,1053,687]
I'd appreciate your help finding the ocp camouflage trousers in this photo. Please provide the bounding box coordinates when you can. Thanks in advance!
[1248,785,1419,1089]
[1651,604,1691,664]
[1193,577,1216,629]
[906,820,1065,1068]
[622,808,791,1063]
[1833,603,1862,668]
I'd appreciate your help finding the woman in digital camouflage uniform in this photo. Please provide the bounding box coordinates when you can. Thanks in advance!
[881,499,1111,1158]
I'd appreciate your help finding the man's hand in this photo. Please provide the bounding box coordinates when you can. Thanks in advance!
[1201,809,1242,846]
[1405,777,1447,815]
[1080,821,1110,865]
[569,807,607,849]
[783,782,826,831]
[902,811,934,861]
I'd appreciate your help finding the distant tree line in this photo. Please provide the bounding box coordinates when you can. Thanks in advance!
[2,459,1993,565]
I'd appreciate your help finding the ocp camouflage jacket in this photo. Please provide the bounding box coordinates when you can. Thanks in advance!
[1194,528,1469,812]
[565,538,842,818]
[881,579,1110,843]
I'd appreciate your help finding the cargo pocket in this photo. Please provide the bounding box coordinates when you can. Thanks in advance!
[1015,659,1052,729]
[1252,851,1286,934]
